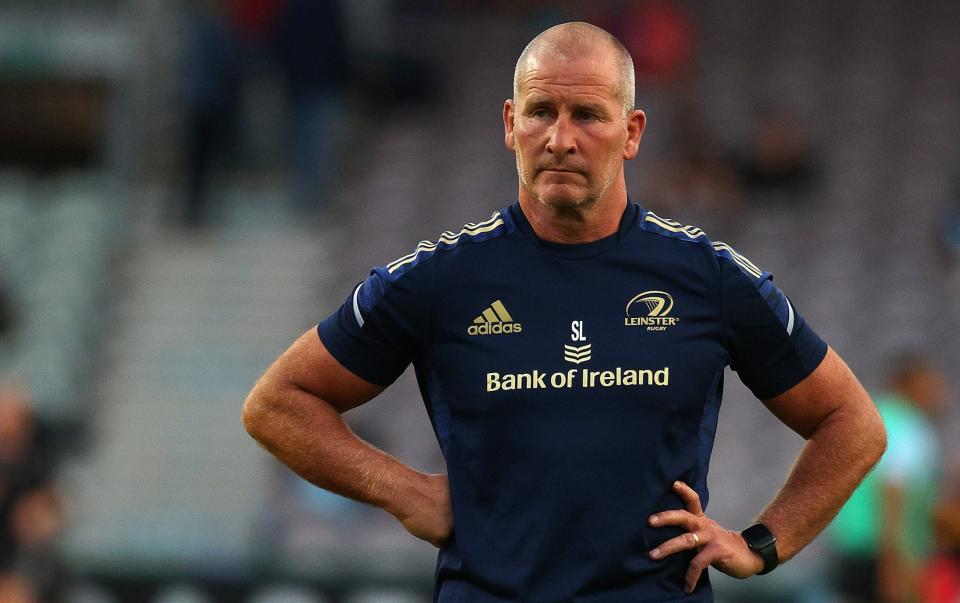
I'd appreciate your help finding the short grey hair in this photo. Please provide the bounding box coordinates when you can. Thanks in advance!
[513,22,636,118]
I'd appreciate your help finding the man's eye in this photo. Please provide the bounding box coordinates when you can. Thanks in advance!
[531,109,549,118]
[575,111,597,121]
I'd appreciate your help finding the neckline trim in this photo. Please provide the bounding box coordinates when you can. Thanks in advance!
[507,201,639,260]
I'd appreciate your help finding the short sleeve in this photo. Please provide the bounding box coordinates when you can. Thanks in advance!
[719,249,828,400]
[317,263,428,387]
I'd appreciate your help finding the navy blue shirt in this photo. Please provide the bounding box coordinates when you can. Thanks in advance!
[318,202,827,602]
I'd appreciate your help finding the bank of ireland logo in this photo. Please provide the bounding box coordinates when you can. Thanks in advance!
[468,300,522,335]
[625,291,679,332]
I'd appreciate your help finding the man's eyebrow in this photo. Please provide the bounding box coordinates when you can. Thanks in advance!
[522,98,610,114]
[523,96,554,108]
[572,101,608,114]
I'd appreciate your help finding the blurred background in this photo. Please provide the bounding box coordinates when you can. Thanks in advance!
[1,0,959,601]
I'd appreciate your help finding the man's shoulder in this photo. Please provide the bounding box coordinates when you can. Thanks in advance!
[377,208,515,281]
[638,209,712,245]
[637,209,765,281]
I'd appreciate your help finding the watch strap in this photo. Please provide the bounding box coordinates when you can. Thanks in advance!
[741,523,778,575]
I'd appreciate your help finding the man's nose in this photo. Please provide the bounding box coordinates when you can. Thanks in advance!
[546,115,576,155]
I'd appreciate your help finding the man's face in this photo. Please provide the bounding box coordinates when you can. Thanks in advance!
[505,50,643,210]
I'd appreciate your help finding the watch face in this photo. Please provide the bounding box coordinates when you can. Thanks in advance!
[742,523,776,549]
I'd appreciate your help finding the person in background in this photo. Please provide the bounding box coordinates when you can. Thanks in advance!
[269,0,350,217]
[938,177,960,271]
[179,0,350,226]
[0,573,37,603]
[0,279,13,343]
[180,0,246,227]
[920,466,960,603]
[733,110,819,201]
[830,352,950,603]
[0,381,64,603]
[640,103,743,217]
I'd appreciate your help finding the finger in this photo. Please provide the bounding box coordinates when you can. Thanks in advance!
[648,509,701,531]
[649,531,705,560]
[673,480,703,516]
[684,547,715,593]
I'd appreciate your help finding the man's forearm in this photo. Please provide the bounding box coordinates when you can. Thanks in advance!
[756,402,886,562]
[242,382,427,518]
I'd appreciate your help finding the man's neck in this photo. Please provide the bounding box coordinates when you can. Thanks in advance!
[518,190,628,244]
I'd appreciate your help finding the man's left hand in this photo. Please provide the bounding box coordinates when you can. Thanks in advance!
[648,481,766,593]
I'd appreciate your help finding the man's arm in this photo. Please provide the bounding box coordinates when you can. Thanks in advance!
[649,347,886,592]
[241,328,453,547]
[752,346,886,559]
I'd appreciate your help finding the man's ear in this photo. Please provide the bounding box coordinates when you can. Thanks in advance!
[622,109,646,160]
[504,99,516,151]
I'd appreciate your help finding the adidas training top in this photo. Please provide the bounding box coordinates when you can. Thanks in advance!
[318,201,827,603]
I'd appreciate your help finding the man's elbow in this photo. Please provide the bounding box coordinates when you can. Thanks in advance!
[241,385,275,443]
[863,403,887,468]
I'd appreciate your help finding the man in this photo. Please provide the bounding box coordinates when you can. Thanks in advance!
[830,353,948,603]
[243,22,886,601]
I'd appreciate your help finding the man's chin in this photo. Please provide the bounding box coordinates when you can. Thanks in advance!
[534,186,593,210]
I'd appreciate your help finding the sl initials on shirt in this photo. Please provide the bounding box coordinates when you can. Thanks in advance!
[571,320,586,342]
[564,321,591,364]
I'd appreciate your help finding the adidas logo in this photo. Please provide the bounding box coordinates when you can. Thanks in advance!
[468,300,522,335]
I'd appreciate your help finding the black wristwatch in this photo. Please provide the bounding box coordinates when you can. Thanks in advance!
[740,523,778,575]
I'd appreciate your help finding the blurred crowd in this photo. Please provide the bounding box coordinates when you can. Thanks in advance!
[180,0,351,227]
[0,286,62,602]
[0,380,64,603]
[177,0,825,230]
[640,105,819,218]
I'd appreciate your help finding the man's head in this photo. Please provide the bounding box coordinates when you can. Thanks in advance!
[513,23,636,119]
[504,22,645,212]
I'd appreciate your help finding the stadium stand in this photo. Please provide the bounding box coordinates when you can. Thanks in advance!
[0,171,120,425]
[63,204,340,571]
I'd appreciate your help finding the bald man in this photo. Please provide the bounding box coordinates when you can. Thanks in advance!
[243,23,886,601]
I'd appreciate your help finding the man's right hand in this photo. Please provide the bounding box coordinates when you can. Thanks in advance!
[391,472,453,548]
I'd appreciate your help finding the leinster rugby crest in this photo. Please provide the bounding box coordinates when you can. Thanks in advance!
[625,291,679,332]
